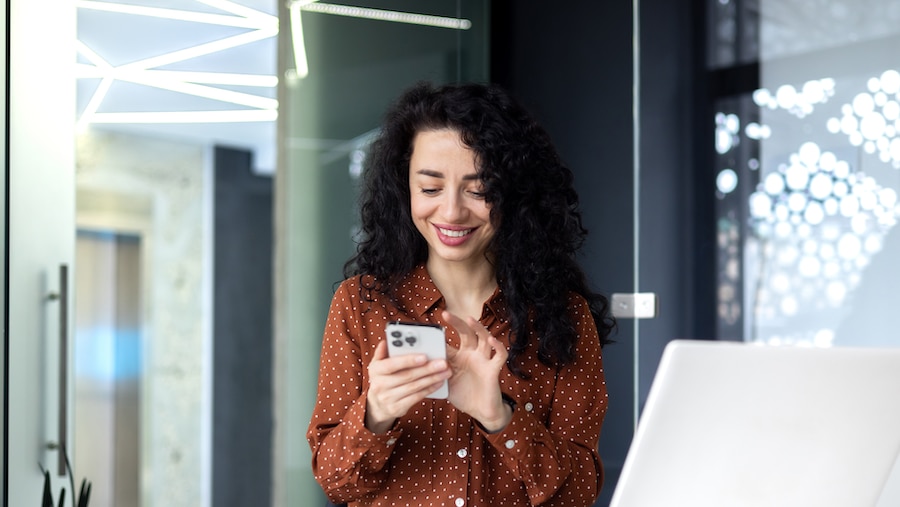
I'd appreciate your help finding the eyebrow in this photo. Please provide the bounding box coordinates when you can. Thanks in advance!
[415,169,480,181]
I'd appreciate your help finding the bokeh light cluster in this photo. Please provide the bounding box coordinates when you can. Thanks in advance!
[715,111,770,157]
[715,112,741,154]
[752,78,836,118]
[749,142,898,232]
[745,141,899,342]
[827,70,900,168]
[716,215,742,327]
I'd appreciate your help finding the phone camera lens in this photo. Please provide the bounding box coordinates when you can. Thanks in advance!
[390,330,402,338]
[405,336,417,346]
[392,339,403,347]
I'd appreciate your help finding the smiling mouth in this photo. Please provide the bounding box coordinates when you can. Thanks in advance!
[438,227,473,238]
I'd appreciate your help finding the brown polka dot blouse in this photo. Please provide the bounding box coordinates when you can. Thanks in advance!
[307,265,608,506]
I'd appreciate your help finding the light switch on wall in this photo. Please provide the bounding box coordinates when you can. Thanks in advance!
[611,293,658,319]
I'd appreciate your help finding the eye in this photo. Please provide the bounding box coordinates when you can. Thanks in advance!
[420,188,440,195]
[468,189,486,199]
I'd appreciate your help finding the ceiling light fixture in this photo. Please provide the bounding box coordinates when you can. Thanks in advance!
[89,110,278,124]
[195,0,274,20]
[115,70,277,109]
[289,0,317,78]
[301,2,472,30]
[77,0,473,130]
[286,0,472,79]
[118,28,277,73]
[76,0,278,127]
[76,68,279,88]
[76,0,275,29]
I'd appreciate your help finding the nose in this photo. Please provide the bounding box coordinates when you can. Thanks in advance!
[440,190,467,222]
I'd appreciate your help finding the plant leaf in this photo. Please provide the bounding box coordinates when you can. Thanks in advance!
[41,470,53,507]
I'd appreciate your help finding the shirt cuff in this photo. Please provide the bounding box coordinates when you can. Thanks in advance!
[344,392,404,468]
[482,396,541,458]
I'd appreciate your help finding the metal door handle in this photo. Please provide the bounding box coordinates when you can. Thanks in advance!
[47,264,69,475]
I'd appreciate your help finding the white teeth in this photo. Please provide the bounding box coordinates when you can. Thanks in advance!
[439,228,471,238]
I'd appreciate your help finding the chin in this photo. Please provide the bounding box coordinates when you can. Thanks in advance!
[432,248,488,265]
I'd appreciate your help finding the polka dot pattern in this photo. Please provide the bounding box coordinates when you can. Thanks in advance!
[307,265,609,506]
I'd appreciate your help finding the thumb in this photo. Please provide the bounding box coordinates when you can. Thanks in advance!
[372,339,388,361]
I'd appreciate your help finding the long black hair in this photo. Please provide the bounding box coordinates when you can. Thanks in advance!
[345,81,615,377]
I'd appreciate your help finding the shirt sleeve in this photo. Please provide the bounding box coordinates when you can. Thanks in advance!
[481,295,608,505]
[306,281,402,503]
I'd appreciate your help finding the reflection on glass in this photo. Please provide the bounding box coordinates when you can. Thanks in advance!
[274,1,490,504]
[75,130,210,506]
[75,231,142,507]
[712,0,900,350]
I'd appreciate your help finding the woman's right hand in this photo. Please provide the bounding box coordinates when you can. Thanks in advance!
[365,340,452,434]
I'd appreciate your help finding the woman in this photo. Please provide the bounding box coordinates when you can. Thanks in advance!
[307,81,615,506]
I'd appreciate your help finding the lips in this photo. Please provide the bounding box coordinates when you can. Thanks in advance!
[434,225,475,246]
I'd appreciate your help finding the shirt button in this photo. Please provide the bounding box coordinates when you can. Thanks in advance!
[386,438,396,446]
[455,498,465,507]
[456,448,468,458]
[505,439,516,449]
[524,402,534,412]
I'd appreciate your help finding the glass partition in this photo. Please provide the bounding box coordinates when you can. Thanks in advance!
[708,3,900,501]
[710,0,900,347]
[0,4,6,501]
[273,1,490,504]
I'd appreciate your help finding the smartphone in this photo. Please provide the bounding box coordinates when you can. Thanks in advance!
[385,321,448,399]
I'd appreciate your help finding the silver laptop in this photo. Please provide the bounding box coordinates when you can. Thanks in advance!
[610,340,900,507]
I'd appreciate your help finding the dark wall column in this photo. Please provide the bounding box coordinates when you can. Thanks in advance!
[636,0,715,397]
[212,146,273,507]
[491,1,709,505]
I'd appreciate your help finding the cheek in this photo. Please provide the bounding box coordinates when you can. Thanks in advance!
[408,195,430,221]
[476,202,494,224]
[409,197,434,230]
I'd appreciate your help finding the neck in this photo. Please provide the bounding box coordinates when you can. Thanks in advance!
[426,257,497,320]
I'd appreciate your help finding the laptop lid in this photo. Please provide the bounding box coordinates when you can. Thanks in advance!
[610,340,900,507]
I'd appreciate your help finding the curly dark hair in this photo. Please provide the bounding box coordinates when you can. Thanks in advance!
[344,81,615,377]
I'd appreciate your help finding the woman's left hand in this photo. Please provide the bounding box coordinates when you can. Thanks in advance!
[442,310,512,433]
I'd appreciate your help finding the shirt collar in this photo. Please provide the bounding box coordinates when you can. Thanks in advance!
[398,264,508,322]
[397,264,444,317]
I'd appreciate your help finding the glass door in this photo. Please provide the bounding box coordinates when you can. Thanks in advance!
[4,1,77,505]
[273,1,490,504]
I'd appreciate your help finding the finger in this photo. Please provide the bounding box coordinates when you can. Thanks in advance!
[443,310,477,349]
[488,335,509,364]
[375,356,448,388]
[372,339,388,361]
[465,316,493,355]
[368,359,448,414]
[370,343,428,376]
[383,366,451,407]
[403,368,452,397]
[368,341,390,377]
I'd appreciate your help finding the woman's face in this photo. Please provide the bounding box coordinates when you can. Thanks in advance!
[408,129,495,268]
